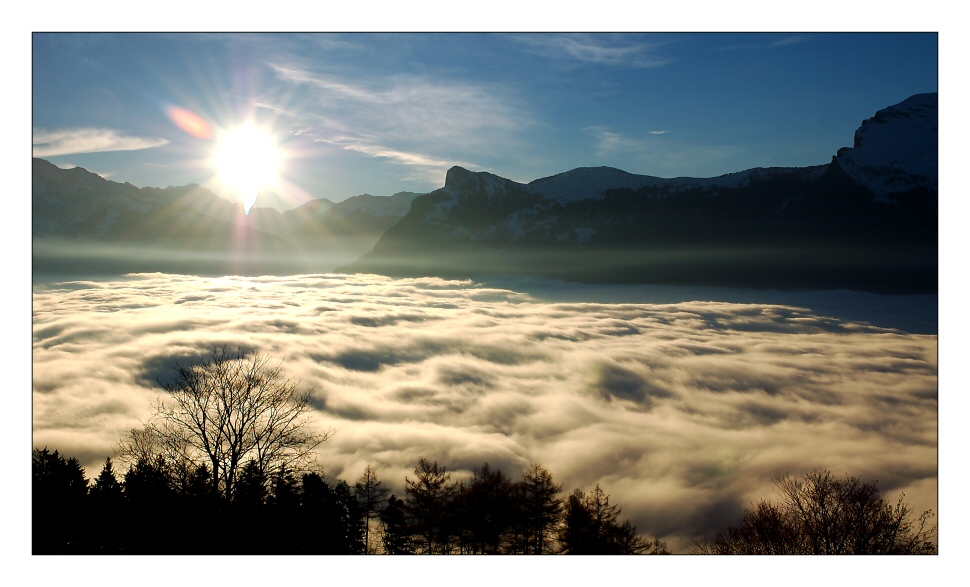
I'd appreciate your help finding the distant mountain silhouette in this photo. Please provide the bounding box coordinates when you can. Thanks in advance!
[341,93,937,293]
[32,158,421,276]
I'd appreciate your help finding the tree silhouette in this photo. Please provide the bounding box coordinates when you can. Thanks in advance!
[259,466,301,553]
[32,447,88,553]
[42,444,937,556]
[558,484,655,554]
[355,465,390,554]
[301,473,366,554]
[115,421,206,495]
[696,469,937,554]
[143,347,331,501]
[225,459,272,553]
[405,458,457,554]
[516,463,563,554]
[269,465,301,511]
[380,495,415,554]
[120,456,181,553]
[87,457,124,552]
[461,463,516,554]
[89,457,121,499]
[234,458,269,509]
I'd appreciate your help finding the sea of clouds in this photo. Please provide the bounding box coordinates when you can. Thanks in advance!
[31,273,938,552]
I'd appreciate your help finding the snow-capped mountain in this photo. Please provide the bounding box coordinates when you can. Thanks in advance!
[342,93,937,293]
[835,92,937,198]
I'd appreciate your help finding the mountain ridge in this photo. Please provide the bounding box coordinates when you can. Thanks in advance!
[32,93,937,292]
[32,158,422,276]
[341,93,937,293]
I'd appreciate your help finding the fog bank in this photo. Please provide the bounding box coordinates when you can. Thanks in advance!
[32,273,937,552]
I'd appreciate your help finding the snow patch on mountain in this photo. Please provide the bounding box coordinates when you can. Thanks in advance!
[835,92,937,197]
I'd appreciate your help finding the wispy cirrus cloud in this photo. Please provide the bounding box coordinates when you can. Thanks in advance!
[316,136,475,184]
[585,125,652,159]
[718,35,810,51]
[510,33,671,68]
[769,35,809,47]
[33,128,169,158]
[265,62,532,173]
[584,125,752,178]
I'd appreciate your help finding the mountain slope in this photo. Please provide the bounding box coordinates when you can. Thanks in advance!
[292,192,421,239]
[342,93,937,293]
[32,159,421,276]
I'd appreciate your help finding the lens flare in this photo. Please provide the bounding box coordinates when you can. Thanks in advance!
[164,105,213,139]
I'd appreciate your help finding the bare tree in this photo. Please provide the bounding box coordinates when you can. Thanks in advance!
[140,347,331,501]
[116,421,196,492]
[696,469,937,554]
[775,469,937,554]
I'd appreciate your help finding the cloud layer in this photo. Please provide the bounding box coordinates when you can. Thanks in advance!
[32,273,937,552]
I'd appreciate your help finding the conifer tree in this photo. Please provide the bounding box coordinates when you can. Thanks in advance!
[405,458,457,554]
[89,457,121,499]
[381,495,415,554]
[87,457,124,552]
[32,447,89,553]
[355,465,390,554]
[517,463,563,554]
[558,484,654,554]
[463,463,516,554]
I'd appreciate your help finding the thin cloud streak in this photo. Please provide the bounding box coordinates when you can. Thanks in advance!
[315,135,474,183]
[32,274,937,552]
[33,128,169,157]
[264,62,533,169]
[584,125,748,178]
[585,125,651,160]
[511,34,672,68]
[718,35,811,51]
[769,35,809,47]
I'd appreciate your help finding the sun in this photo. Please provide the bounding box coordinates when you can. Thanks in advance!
[213,121,283,214]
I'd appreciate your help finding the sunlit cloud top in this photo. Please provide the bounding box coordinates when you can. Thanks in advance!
[32,272,937,553]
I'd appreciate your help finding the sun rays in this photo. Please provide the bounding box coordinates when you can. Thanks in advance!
[212,121,284,214]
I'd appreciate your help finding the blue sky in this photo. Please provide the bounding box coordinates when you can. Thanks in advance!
[32,32,937,211]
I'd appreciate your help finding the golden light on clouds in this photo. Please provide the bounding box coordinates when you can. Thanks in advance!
[31,273,937,552]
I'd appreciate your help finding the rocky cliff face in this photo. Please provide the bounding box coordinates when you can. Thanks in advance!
[835,92,937,198]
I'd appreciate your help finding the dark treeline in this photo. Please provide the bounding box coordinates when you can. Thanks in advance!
[32,351,935,555]
[32,447,937,555]
[33,448,667,555]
